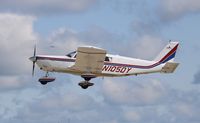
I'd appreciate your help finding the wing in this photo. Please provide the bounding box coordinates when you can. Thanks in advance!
[71,46,106,74]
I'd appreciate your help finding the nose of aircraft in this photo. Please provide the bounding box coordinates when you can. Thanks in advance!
[29,56,36,62]
[29,56,33,62]
[29,56,34,62]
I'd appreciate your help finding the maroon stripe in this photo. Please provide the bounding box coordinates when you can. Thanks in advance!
[37,56,75,62]
[158,44,179,63]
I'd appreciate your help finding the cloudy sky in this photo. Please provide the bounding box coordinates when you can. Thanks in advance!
[0,0,200,123]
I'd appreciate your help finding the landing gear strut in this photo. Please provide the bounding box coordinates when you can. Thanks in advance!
[78,75,95,89]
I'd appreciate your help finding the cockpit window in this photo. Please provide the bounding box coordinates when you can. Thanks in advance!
[66,51,77,58]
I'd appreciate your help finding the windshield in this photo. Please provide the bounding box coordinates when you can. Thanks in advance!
[66,51,77,58]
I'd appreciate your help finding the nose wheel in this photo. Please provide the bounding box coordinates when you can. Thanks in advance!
[38,72,56,85]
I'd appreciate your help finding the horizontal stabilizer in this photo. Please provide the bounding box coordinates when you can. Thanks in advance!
[161,62,179,73]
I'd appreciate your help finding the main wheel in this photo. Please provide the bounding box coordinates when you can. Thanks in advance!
[78,82,89,89]
[81,85,89,89]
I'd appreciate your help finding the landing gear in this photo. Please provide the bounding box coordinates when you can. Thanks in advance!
[78,81,94,89]
[78,74,96,89]
[38,72,56,85]
[40,81,48,85]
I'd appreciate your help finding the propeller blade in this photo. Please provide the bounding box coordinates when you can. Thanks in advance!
[34,45,36,57]
[32,44,37,76]
[32,61,35,76]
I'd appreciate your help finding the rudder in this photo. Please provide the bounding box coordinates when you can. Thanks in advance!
[154,41,179,63]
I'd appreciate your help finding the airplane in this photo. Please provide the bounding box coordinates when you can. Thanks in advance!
[29,41,179,89]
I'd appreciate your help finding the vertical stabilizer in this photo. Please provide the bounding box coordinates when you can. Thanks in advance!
[154,41,179,63]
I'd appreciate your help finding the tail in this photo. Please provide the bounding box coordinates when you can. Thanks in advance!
[154,41,179,63]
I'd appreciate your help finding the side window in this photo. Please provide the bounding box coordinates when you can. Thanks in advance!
[66,51,76,58]
[67,54,72,57]
[105,56,111,62]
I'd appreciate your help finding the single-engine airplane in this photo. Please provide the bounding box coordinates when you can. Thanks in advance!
[29,41,179,89]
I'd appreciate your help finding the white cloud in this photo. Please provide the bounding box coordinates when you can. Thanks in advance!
[160,0,200,20]
[0,76,27,90]
[175,102,195,117]
[131,35,164,60]
[123,110,141,122]
[0,0,97,15]
[44,28,86,55]
[132,19,160,36]
[44,26,125,55]
[11,90,103,123]
[39,92,95,111]
[193,70,200,84]
[1,77,200,123]
[0,13,37,75]
[102,78,166,106]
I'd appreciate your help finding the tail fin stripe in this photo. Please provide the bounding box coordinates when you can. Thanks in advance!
[158,44,178,63]
[161,52,176,63]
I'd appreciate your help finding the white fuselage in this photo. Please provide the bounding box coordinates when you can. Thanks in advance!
[35,54,164,77]
[29,42,179,89]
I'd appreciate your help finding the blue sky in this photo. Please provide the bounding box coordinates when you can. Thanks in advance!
[0,0,200,123]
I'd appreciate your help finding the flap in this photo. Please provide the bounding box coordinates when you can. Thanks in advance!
[161,62,179,73]
[71,46,106,73]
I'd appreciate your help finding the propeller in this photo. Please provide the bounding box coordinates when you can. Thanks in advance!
[29,45,37,76]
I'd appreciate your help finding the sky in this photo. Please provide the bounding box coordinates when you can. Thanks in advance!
[0,0,200,123]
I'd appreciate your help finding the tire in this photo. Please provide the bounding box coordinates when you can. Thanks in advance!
[81,85,89,89]
[40,81,48,85]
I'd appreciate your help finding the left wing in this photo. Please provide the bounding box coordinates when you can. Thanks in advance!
[71,46,106,74]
